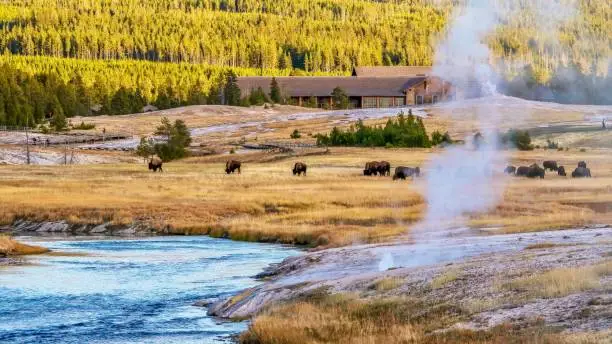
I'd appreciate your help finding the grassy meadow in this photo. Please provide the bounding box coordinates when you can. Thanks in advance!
[0,147,610,247]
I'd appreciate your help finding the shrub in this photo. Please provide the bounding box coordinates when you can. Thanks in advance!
[151,117,192,161]
[290,129,301,139]
[230,148,236,154]
[72,121,96,130]
[500,129,533,151]
[546,139,559,149]
[315,112,432,148]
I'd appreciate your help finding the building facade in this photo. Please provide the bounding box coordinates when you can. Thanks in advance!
[237,67,457,109]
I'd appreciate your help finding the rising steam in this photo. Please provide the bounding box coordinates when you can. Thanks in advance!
[419,0,579,235]
[378,0,579,271]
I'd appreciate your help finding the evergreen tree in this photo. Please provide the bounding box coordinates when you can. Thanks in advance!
[48,96,67,131]
[331,86,349,110]
[269,77,281,103]
[224,71,241,106]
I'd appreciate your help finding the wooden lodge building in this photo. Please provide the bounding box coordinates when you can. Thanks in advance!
[237,66,457,109]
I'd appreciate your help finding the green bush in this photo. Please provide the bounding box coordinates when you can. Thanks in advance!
[142,117,192,161]
[72,121,96,130]
[315,112,432,148]
[500,129,533,151]
[290,129,301,139]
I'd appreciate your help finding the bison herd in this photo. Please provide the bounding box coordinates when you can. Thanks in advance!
[147,157,594,180]
[505,160,592,179]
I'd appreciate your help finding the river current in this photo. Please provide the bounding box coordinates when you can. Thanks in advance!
[0,236,299,344]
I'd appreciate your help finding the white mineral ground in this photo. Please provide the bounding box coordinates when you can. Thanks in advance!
[208,226,611,332]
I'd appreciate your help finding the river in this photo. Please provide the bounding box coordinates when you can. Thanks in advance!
[0,236,300,344]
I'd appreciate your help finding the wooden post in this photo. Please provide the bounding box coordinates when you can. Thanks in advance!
[25,118,30,165]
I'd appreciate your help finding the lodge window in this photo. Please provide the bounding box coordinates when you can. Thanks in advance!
[362,97,378,108]
[395,97,405,107]
[416,95,424,105]
[433,95,439,104]
[379,97,393,108]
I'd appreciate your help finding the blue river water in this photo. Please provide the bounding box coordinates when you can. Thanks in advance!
[0,236,300,344]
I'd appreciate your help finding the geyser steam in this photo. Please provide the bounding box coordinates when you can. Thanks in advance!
[378,0,578,271]
[419,0,579,235]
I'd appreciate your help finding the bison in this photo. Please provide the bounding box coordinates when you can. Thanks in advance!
[363,161,379,176]
[515,166,529,177]
[572,167,591,178]
[557,166,567,177]
[225,160,241,174]
[293,162,307,176]
[377,161,391,176]
[393,166,420,180]
[543,161,559,171]
[578,161,587,168]
[148,156,163,172]
[526,164,545,179]
[504,166,516,175]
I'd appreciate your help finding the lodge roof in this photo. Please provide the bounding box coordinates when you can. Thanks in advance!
[237,76,427,97]
[352,66,433,77]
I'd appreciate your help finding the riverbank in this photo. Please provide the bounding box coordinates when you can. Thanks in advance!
[212,226,611,343]
[0,236,49,257]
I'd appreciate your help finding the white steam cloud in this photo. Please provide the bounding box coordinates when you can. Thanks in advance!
[377,0,579,271]
[422,0,577,235]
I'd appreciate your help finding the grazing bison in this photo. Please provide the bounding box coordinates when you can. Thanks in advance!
[572,167,591,178]
[504,166,516,175]
[515,166,529,177]
[363,161,379,176]
[393,166,420,180]
[225,160,241,174]
[557,166,567,177]
[578,161,587,168]
[543,161,559,171]
[148,156,163,172]
[526,164,545,179]
[377,161,391,176]
[293,162,307,176]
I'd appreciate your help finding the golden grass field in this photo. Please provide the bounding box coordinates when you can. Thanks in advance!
[0,147,610,247]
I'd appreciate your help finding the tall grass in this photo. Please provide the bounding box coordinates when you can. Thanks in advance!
[502,261,612,298]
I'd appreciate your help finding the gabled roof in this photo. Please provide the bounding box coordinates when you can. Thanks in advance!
[237,76,427,97]
[352,66,433,77]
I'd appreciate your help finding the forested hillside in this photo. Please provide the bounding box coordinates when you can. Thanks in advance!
[0,0,610,126]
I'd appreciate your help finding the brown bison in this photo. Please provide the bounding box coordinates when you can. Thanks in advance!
[526,164,545,179]
[572,167,591,178]
[504,166,516,175]
[363,161,379,176]
[557,166,567,177]
[148,156,163,172]
[515,166,529,177]
[293,162,307,176]
[543,161,558,171]
[377,161,391,176]
[225,160,241,174]
[393,166,420,180]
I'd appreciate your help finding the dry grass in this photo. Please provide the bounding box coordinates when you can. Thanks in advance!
[240,293,588,344]
[372,277,403,292]
[501,261,612,298]
[430,268,461,289]
[0,236,49,256]
[0,146,610,247]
